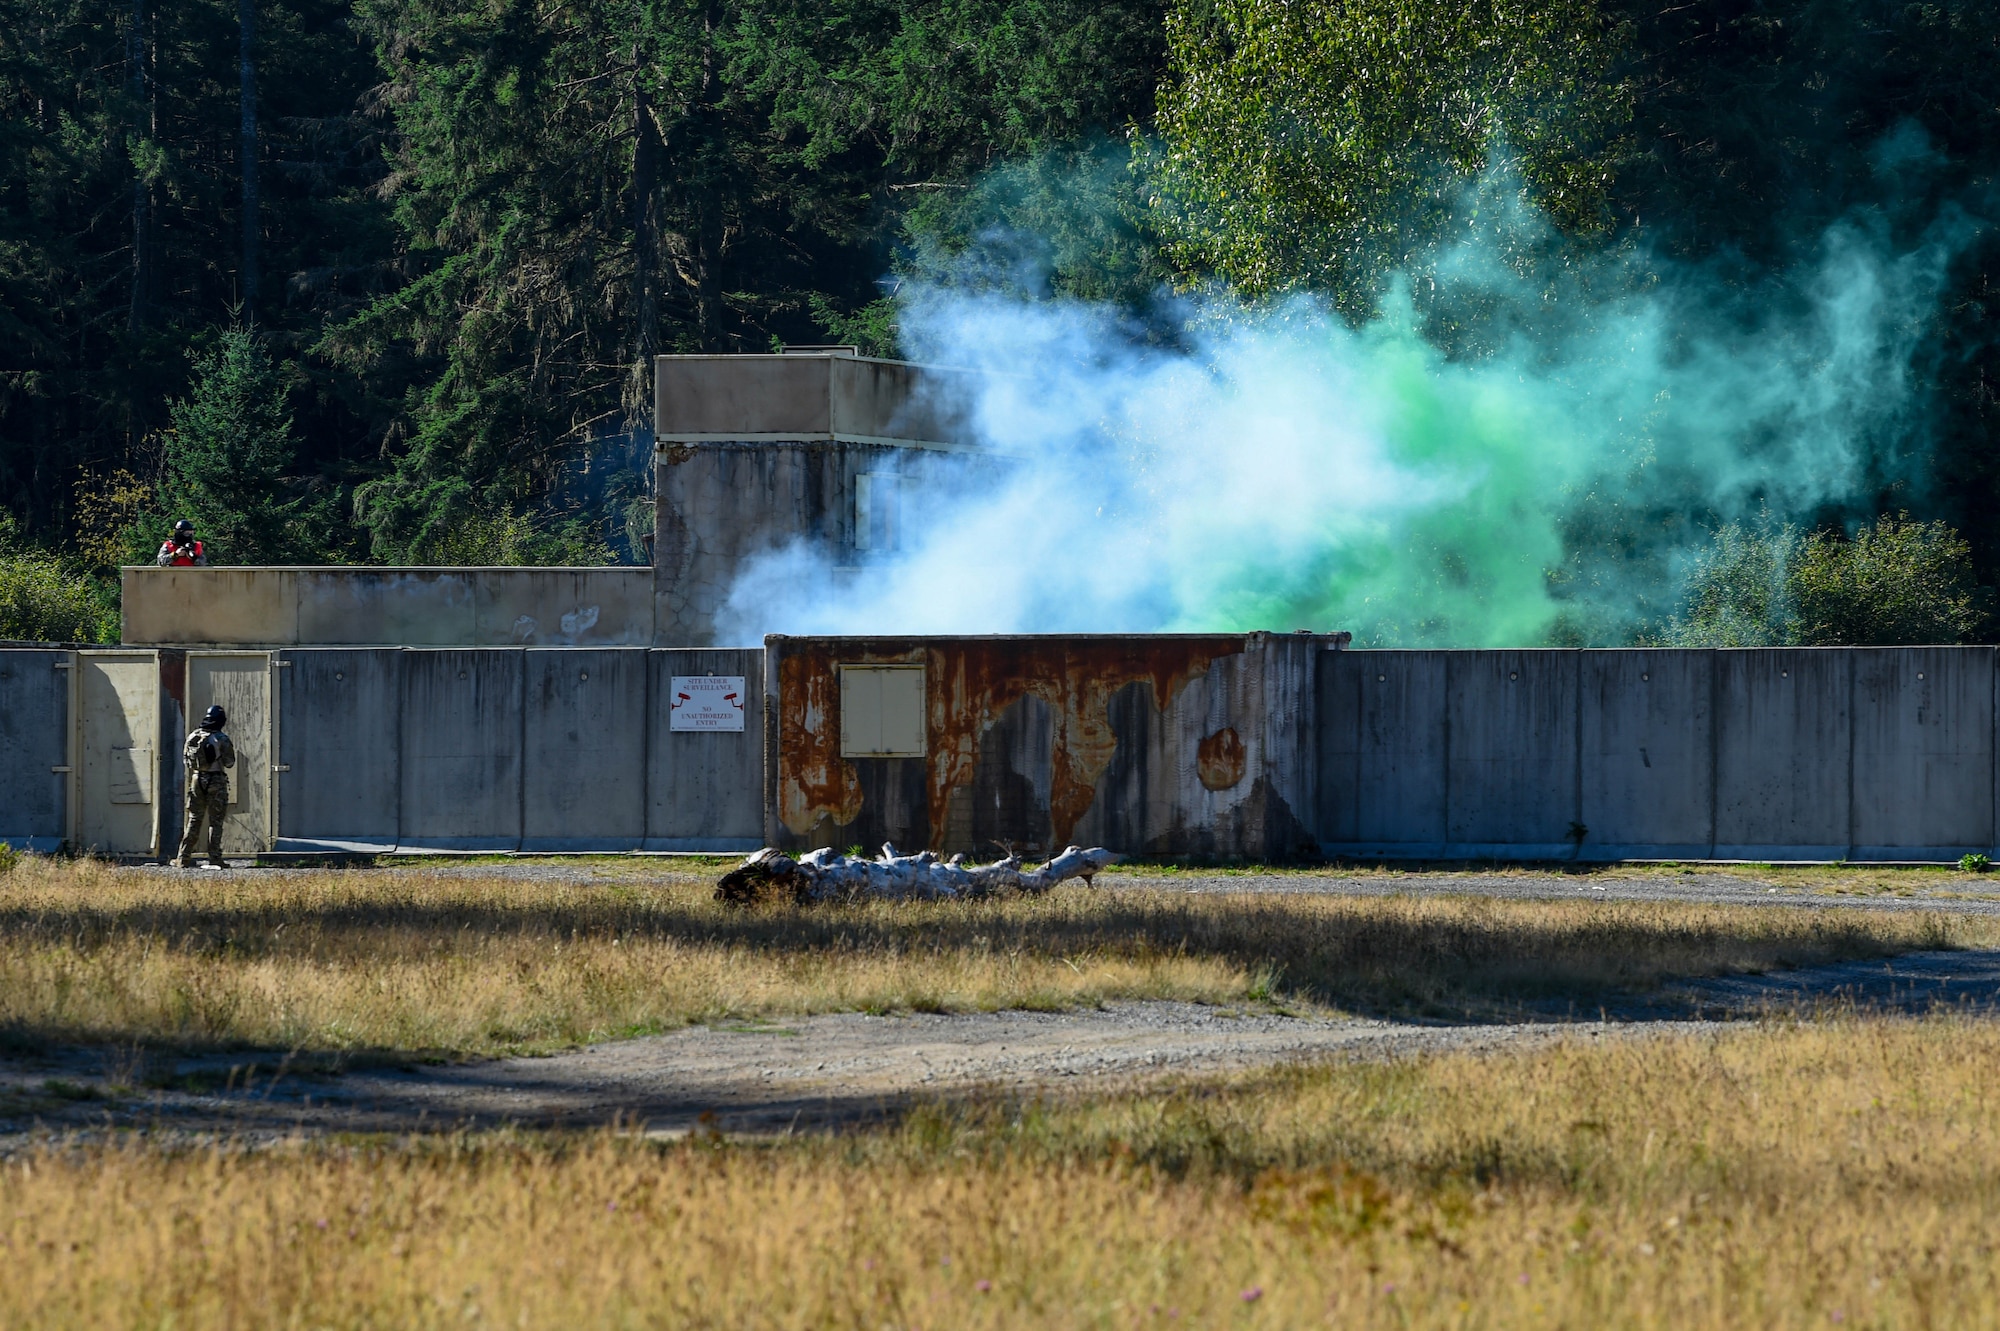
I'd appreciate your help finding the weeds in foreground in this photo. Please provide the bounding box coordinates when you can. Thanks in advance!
[4,1017,1998,1327]
[0,857,1988,1056]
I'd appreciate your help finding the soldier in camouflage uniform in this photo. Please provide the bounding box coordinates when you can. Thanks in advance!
[176,704,236,869]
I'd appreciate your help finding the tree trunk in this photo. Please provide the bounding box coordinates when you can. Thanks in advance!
[716,845,1121,906]
[238,0,259,311]
[126,0,146,332]
[632,63,659,364]
[692,0,722,349]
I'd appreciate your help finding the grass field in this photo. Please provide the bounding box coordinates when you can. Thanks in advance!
[5,1015,1998,1327]
[0,856,1989,1057]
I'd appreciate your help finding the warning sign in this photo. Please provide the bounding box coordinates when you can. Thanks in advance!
[669,675,747,731]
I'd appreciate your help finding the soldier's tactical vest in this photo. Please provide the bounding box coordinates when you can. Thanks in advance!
[185,730,234,776]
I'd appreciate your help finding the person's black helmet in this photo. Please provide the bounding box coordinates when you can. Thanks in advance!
[174,519,195,536]
[203,704,226,729]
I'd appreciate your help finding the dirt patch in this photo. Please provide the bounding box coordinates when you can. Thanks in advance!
[5,951,1996,1143]
[0,1005,1628,1141]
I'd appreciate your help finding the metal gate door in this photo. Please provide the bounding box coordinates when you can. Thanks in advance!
[185,652,274,855]
[76,651,160,856]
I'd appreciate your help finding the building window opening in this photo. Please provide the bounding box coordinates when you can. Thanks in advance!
[855,473,901,553]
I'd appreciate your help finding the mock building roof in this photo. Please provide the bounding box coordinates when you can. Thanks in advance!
[653,353,979,450]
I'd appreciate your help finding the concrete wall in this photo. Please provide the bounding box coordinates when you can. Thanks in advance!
[275,649,401,851]
[1319,646,2000,862]
[653,441,994,646]
[647,648,765,851]
[525,648,648,851]
[26,640,2000,862]
[123,567,655,648]
[0,650,72,850]
[1851,647,1994,859]
[764,634,1327,860]
[655,353,978,446]
[1581,650,1712,859]
[651,351,1000,647]
[399,649,526,851]
[259,647,764,854]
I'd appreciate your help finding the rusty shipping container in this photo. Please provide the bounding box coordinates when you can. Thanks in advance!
[762,633,1334,861]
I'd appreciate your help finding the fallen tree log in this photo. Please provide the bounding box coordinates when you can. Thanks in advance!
[715,843,1120,906]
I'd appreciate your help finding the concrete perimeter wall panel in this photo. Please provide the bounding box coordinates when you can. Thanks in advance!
[1714,649,1851,858]
[0,650,71,849]
[400,649,523,850]
[1316,651,1449,855]
[475,571,654,646]
[1850,646,1994,858]
[1446,650,1578,855]
[122,567,299,646]
[297,571,477,646]
[1580,650,1713,859]
[646,648,764,850]
[522,648,647,850]
[274,649,401,851]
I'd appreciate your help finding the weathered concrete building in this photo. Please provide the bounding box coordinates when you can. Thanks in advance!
[9,354,2000,865]
[651,351,985,645]
[121,349,983,654]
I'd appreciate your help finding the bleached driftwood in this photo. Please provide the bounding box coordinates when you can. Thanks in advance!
[715,843,1120,906]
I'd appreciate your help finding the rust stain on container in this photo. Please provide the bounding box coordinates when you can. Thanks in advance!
[777,637,1247,849]
[927,640,1244,847]
[1196,726,1245,790]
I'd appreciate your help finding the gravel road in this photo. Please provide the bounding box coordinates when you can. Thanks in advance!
[1105,869,2000,914]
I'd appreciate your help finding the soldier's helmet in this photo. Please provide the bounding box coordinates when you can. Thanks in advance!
[203,704,227,729]
[174,519,195,537]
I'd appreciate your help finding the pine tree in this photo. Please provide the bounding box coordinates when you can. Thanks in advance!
[161,327,333,565]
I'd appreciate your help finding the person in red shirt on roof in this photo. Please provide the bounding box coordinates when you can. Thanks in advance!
[156,519,207,566]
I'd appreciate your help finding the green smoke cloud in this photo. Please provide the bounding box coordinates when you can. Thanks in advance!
[719,158,1987,646]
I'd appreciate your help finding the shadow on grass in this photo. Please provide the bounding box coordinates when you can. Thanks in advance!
[0,881,1968,1050]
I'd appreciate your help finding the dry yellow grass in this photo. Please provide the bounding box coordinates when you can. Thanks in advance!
[5,1016,1999,1327]
[0,855,1991,1056]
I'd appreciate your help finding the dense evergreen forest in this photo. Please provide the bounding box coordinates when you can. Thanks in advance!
[2,0,1998,641]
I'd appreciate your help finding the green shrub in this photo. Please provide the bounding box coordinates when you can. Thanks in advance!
[0,520,115,643]
[1662,521,1801,646]
[1667,514,1987,648]
[1789,516,1985,646]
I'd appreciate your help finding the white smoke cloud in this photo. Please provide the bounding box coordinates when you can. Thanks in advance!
[716,162,1983,647]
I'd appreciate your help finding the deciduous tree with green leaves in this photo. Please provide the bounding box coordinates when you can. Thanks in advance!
[1665,515,1987,647]
[1150,0,1629,311]
[1790,516,1987,647]
[0,518,115,642]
